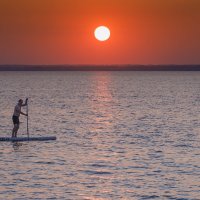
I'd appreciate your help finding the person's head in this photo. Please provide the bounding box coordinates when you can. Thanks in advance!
[18,99,23,105]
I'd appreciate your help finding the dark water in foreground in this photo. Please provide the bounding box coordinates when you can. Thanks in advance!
[0,71,200,199]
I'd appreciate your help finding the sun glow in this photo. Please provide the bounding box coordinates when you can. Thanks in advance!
[94,26,110,42]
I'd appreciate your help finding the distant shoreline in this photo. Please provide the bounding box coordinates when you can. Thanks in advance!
[0,65,200,71]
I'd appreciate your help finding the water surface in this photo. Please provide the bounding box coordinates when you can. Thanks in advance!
[0,71,200,199]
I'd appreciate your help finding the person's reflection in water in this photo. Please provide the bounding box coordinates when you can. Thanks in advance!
[12,142,23,150]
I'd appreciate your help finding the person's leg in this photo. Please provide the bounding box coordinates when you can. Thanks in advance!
[12,126,15,137]
[14,124,19,137]
[12,124,18,137]
[12,124,19,137]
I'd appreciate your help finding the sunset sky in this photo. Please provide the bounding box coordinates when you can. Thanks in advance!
[0,0,200,65]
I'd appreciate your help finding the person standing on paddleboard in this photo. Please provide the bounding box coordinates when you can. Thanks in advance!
[12,98,28,137]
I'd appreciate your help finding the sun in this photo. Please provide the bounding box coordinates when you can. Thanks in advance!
[94,26,110,42]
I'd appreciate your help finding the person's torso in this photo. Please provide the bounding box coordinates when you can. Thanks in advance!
[13,104,21,117]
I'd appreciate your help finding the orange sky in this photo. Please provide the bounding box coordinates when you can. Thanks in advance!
[0,0,200,65]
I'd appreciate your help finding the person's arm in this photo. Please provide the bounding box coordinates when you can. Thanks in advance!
[20,111,28,116]
[22,98,28,107]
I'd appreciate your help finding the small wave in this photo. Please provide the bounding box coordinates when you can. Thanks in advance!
[140,195,160,199]
[81,170,112,175]
[34,161,55,165]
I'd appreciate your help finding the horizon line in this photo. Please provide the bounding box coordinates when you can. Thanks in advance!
[1,64,200,66]
[0,64,200,71]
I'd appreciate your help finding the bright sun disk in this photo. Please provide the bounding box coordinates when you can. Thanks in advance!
[94,26,110,41]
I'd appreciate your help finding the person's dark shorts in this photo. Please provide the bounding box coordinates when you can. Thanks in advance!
[12,115,19,125]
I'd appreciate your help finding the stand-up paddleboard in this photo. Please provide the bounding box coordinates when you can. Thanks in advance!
[4,98,57,142]
[0,136,56,142]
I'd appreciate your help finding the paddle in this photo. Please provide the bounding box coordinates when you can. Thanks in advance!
[26,98,29,139]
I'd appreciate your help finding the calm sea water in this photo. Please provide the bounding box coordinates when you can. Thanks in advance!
[0,71,200,200]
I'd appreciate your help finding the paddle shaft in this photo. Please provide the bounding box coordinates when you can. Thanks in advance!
[26,99,29,138]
